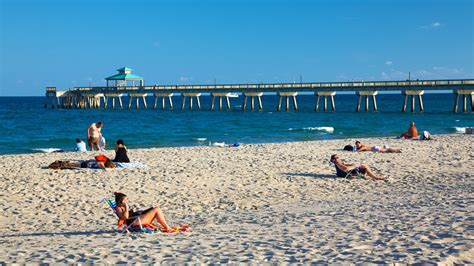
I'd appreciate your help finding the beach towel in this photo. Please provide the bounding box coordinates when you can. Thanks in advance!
[115,162,147,169]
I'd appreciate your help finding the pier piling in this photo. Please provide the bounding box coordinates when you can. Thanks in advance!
[356,91,378,112]
[453,89,474,113]
[402,90,424,112]
[242,92,263,111]
[181,93,201,110]
[277,92,298,112]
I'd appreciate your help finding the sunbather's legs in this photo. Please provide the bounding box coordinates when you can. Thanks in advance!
[135,207,170,229]
[383,148,401,153]
[359,165,385,180]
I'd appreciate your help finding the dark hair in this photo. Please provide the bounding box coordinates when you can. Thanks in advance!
[76,138,82,143]
[97,122,103,127]
[355,141,361,145]
[105,159,116,168]
[114,192,127,205]
[330,154,338,162]
[116,139,125,145]
[343,145,354,151]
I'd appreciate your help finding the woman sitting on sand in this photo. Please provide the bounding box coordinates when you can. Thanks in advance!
[114,192,172,232]
[113,139,130,163]
[330,154,385,180]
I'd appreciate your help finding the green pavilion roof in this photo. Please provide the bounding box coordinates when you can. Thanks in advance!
[105,66,143,80]
[105,73,144,80]
[117,67,133,72]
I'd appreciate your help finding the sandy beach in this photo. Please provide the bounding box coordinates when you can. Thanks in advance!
[0,134,472,264]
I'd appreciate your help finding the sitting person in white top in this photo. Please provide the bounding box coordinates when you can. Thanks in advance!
[75,138,87,152]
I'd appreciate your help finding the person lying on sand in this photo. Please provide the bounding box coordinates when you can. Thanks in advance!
[48,156,116,170]
[114,192,173,232]
[330,154,385,180]
[355,141,401,153]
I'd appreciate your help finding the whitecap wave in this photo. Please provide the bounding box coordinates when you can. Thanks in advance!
[193,138,207,142]
[288,127,334,133]
[453,127,471,133]
[33,148,64,153]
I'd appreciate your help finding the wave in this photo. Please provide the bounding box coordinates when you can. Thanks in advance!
[452,127,471,133]
[193,138,207,142]
[33,148,64,153]
[288,126,334,133]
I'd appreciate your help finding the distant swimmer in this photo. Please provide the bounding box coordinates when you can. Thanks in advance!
[355,141,401,153]
[87,121,103,151]
[400,121,418,139]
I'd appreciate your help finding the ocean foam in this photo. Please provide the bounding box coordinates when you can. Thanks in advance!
[193,138,207,142]
[288,127,334,133]
[453,127,470,133]
[33,148,64,153]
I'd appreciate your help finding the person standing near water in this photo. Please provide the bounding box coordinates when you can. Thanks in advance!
[87,121,103,151]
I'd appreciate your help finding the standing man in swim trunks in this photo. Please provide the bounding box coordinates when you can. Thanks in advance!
[87,121,103,151]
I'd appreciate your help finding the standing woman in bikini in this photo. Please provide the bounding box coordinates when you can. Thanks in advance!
[114,192,172,231]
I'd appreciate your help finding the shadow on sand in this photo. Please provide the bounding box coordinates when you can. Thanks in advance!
[284,172,336,179]
[0,229,118,238]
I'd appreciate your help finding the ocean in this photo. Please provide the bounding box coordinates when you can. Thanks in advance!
[0,93,472,155]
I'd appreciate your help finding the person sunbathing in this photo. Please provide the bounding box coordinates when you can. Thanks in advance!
[48,156,116,170]
[355,141,401,153]
[113,192,172,232]
[330,154,385,180]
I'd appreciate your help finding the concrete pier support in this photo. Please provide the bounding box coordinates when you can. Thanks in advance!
[128,93,147,109]
[181,93,202,110]
[401,90,424,112]
[453,89,474,113]
[211,92,232,111]
[314,91,336,112]
[45,87,58,108]
[104,93,124,109]
[153,93,174,110]
[277,92,298,112]
[242,92,263,111]
[356,91,378,112]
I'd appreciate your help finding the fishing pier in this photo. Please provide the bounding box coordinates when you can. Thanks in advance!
[45,67,474,113]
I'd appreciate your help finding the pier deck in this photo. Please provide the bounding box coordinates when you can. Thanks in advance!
[46,78,474,112]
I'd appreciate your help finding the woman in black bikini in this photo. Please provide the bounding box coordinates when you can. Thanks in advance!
[114,192,172,231]
[113,139,130,163]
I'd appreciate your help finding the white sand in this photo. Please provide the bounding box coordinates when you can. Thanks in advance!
[0,134,473,264]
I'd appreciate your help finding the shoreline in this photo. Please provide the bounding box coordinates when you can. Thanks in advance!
[1,134,473,263]
[2,131,470,156]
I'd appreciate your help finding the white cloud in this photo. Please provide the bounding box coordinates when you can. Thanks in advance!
[179,76,193,82]
[380,66,467,80]
[420,21,443,29]
[385,61,393,65]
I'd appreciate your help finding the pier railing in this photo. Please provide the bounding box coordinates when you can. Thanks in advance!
[70,79,474,94]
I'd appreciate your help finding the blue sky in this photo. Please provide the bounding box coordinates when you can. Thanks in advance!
[0,0,472,96]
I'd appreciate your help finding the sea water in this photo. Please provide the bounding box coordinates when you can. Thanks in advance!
[0,93,472,155]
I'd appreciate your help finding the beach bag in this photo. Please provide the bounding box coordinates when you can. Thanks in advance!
[94,154,109,162]
[422,131,432,140]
